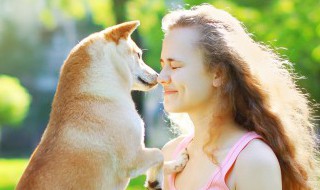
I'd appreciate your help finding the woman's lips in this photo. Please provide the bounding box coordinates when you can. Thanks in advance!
[164,90,178,95]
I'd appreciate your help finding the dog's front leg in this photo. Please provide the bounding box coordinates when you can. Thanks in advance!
[129,148,163,178]
[145,148,189,190]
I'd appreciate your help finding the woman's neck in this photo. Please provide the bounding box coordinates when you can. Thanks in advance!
[188,110,245,155]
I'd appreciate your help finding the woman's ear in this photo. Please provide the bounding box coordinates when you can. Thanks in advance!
[212,68,223,87]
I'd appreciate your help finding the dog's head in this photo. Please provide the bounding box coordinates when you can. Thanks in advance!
[60,21,157,99]
[100,21,158,91]
[104,21,158,91]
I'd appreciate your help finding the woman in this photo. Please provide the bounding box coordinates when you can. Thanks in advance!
[157,4,319,190]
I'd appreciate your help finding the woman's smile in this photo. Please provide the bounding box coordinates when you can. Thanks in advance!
[164,88,178,95]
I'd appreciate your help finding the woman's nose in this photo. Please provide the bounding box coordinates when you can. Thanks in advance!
[157,68,171,85]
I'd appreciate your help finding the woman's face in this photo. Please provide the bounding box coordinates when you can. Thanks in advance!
[158,27,216,113]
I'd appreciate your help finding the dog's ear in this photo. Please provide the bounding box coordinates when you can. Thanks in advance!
[104,21,140,44]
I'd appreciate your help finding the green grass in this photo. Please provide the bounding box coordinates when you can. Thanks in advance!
[0,158,145,190]
[0,159,27,190]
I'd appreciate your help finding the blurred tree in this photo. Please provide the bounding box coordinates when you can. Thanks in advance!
[0,75,32,153]
[0,75,31,128]
[0,0,60,156]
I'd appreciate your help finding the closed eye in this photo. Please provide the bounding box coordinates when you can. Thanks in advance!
[171,63,182,70]
[160,58,183,69]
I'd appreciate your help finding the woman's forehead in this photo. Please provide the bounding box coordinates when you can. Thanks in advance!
[164,27,200,46]
[161,27,204,65]
[162,27,201,56]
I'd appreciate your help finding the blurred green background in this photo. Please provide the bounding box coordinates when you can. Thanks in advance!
[0,0,319,189]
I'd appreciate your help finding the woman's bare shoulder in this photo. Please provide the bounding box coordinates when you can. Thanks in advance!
[161,135,187,161]
[234,139,282,190]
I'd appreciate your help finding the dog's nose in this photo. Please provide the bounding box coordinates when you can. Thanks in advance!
[157,70,171,85]
[150,73,159,85]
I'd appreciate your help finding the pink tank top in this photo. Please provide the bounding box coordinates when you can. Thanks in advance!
[168,131,263,190]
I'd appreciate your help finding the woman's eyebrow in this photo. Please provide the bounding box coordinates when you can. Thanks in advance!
[160,58,181,63]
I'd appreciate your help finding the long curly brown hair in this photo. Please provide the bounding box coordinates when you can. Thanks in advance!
[163,4,319,190]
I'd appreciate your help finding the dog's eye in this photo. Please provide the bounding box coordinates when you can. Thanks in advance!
[137,52,141,59]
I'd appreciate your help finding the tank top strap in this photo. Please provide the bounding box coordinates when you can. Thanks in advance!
[219,131,263,176]
[208,131,263,188]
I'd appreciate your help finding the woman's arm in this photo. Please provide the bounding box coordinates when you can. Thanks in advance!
[234,139,282,190]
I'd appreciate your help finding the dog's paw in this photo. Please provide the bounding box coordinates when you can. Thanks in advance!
[164,148,189,174]
[173,148,189,172]
[145,180,162,190]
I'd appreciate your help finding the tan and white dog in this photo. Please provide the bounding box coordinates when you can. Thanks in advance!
[16,21,187,190]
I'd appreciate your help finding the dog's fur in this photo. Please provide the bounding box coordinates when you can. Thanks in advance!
[16,21,173,190]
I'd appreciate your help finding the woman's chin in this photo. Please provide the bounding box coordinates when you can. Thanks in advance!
[164,104,183,113]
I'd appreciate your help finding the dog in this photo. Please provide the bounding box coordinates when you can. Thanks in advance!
[16,21,188,190]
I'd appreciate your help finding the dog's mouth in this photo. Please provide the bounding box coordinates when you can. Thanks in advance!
[133,74,158,91]
[138,76,151,86]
